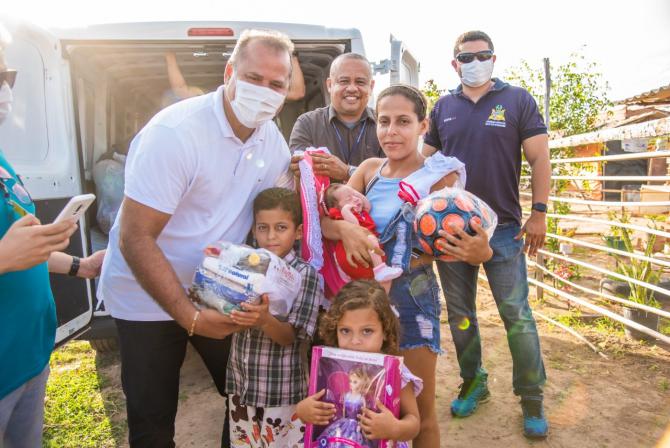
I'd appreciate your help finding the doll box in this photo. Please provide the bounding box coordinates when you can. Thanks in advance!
[305,346,402,448]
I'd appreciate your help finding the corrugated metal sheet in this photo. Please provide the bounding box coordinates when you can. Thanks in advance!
[549,117,670,148]
[617,84,670,105]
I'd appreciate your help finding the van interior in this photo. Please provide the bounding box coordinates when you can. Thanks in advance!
[64,41,348,248]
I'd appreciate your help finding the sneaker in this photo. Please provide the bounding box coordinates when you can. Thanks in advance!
[521,396,548,439]
[450,369,490,417]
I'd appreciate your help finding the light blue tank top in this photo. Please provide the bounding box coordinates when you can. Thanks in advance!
[366,161,404,234]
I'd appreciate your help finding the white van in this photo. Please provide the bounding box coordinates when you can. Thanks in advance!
[0,18,420,350]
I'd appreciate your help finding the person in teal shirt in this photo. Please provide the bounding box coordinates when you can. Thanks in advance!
[0,28,105,448]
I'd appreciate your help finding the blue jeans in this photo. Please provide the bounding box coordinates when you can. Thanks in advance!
[436,222,546,396]
[0,365,49,448]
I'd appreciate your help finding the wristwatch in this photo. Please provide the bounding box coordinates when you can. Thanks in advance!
[531,202,548,213]
[68,256,81,277]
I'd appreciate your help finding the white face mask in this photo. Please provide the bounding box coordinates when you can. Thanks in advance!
[460,59,494,88]
[0,82,12,125]
[230,79,286,129]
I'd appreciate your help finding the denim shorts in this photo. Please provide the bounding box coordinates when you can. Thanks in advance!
[388,264,443,354]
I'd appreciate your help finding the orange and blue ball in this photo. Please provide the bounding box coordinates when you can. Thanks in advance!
[413,189,494,261]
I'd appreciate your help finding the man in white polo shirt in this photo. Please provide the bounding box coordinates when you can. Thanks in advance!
[97,29,294,448]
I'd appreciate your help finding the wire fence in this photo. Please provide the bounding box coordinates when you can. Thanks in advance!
[513,118,670,345]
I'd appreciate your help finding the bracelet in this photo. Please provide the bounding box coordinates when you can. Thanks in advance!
[188,310,201,337]
[68,256,81,277]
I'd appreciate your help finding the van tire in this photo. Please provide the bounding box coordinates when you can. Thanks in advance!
[89,338,118,352]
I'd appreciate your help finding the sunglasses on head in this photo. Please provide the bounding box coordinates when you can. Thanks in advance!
[456,50,494,64]
[0,69,17,88]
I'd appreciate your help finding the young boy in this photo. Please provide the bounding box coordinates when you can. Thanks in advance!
[226,187,323,447]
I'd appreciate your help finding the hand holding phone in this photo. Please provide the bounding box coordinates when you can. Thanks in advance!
[0,215,77,273]
[54,194,96,223]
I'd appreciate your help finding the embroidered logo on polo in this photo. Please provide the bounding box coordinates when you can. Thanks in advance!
[485,105,506,128]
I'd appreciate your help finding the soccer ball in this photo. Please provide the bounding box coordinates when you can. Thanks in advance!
[413,188,496,262]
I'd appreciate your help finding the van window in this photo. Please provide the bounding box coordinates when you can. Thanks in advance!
[0,38,49,164]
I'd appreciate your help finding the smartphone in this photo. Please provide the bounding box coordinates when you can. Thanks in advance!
[54,194,96,223]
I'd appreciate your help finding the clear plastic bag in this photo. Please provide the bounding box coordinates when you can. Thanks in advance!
[188,241,302,317]
[92,153,126,234]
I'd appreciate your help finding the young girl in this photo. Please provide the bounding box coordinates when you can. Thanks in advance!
[297,280,422,446]
[322,85,493,447]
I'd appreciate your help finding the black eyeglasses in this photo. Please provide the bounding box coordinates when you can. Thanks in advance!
[0,69,17,88]
[455,50,494,64]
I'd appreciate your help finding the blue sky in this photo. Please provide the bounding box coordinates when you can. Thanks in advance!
[4,0,670,101]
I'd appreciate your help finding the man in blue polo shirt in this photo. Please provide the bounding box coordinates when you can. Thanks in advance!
[422,30,551,438]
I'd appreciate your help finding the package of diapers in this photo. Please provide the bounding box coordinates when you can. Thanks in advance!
[188,241,301,318]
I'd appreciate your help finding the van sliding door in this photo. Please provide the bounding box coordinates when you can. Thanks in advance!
[0,20,93,347]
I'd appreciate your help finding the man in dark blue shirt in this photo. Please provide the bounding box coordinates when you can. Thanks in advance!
[422,30,551,439]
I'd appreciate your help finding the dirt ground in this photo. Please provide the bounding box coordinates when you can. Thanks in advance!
[96,282,670,448]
